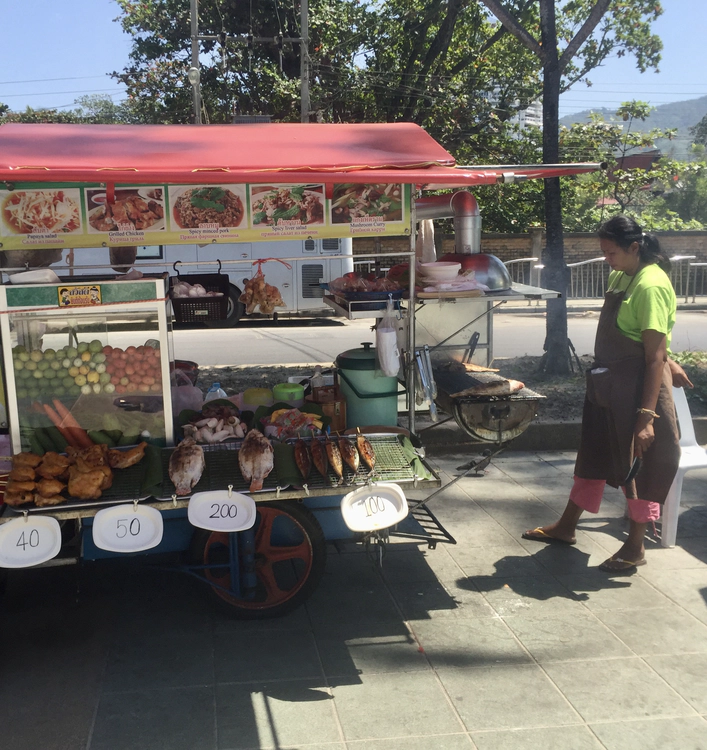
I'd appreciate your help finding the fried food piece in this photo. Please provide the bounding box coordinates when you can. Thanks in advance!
[4,489,34,506]
[71,443,109,469]
[36,478,66,496]
[96,465,113,491]
[294,439,311,480]
[107,441,147,469]
[356,430,376,472]
[339,437,360,474]
[9,465,36,482]
[325,438,343,485]
[67,465,105,501]
[6,480,36,494]
[34,493,67,508]
[36,452,72,479]
[310,439,328,479]
[12,452,42,468]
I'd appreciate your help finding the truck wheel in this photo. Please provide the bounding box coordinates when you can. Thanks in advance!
[205,284,244,328]
[189,501,326,619]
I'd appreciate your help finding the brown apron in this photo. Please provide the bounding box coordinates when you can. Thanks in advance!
[575,277,679,503]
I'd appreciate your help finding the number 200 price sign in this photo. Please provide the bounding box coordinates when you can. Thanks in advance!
[0,516,62,568]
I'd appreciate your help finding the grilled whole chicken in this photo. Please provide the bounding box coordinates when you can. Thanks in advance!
[168,438,205,496]
[238,430,274,492]
[325,437,343,485]
[294,439,311,480]
[310,438,329,479]
[338,436,360,474]
[356,430,376,473]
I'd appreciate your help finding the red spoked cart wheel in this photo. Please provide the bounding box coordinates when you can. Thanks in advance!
[189,501,326,619]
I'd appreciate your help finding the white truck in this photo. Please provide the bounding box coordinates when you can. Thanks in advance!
[48,237,353,327]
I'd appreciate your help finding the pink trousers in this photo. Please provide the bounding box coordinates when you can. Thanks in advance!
[570,476,661,523]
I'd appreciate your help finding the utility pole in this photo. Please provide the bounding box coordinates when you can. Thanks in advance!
[189,0,202,124]
[300,0,310,122]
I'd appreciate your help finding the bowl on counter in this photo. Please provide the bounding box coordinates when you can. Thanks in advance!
[419,261,461,283]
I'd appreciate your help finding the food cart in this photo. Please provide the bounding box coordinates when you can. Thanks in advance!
[0,122,600,617]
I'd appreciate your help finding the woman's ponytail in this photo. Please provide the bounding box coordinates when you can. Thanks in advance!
[640,232,670,273]
[598,216,670,272]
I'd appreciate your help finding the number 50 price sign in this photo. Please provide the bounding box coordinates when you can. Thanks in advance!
[92,504,164,553]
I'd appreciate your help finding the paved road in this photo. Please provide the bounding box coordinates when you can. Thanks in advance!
[172,310,707,366]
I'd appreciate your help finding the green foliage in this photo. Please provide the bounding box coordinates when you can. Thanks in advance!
[671,351,707,410]
[690,114,707,147]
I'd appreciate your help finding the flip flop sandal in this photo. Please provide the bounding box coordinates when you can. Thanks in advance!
[521,527,576,545]
[598,556,647,573]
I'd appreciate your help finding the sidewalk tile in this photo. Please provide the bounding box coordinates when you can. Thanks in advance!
[471,725,602,749]
[437,664,579,731]
[91,686,215,750]
[638,568,707,624]
[475,574,590,616]
[595,607,707,656]
[331,671,463,741]
[646,653,707,713]
[543,658,694,722]
[589,716,707,750]
[556,571,672,611]
[447,544,545,578]
[345,736,472,749]
[214,629,323,683]
[388,580,496,620]
[503,610,632,663]
[215,681,340,749]
[411,617,532,669]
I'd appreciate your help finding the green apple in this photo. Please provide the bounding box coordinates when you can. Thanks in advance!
[77,342,89,354]
[88,339,103,353]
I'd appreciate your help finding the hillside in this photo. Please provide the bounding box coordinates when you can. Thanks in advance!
[560,95,707,160]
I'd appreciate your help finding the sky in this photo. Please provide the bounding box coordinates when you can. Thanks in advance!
[1,0,706,119]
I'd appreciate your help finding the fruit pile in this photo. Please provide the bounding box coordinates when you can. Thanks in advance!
[12,340,162,400]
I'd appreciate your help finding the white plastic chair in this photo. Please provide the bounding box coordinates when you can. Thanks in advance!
[661,386,707,547]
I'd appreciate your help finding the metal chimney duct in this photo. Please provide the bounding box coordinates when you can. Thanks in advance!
[414,191,481,253]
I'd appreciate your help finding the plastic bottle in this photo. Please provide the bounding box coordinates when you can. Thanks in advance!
[204,382,228,402]
[310,366,325,401]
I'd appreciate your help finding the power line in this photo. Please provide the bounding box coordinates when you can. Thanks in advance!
[0,88,125,99]
[0,75,112,86]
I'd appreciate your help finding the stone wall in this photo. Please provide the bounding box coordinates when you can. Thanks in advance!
[353,231,707,265]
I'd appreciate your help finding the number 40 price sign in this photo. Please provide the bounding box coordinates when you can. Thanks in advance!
[0,515,62,568]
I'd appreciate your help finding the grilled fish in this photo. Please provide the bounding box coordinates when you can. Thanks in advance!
[294,439,311,480]
[326,437,343,485]
[238,429,274,492]
[310,438,329,479]
[168,437,205,496]
[338,436,359,474]
[356,430,376,473]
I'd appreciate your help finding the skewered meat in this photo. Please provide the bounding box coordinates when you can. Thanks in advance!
[356,430,376,472]
[67,465,105,501]
[168,438,205,496]
[9,465,36,482]
[107,442,147,469]
[238,430,274,492]
[34,493,66,508]
[6,480,35,494]
[36,452,71,479]
[36,478,66,497]
[326,438,344,485]
[294,439,311,480]
[310,438,328,479]
[4,489,34,506]
[12,452,42,468]
[338,437,360,474]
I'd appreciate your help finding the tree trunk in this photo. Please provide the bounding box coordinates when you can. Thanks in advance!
[539,0,570,374]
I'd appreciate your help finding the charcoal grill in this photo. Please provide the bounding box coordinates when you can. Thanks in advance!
[432,368,544,444]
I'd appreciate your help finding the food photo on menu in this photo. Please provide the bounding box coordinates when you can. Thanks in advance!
[169,185,246,229]
[85,187,165,233]
[1,188,83,235]
[331,183,403,224]
[250,184,325,227]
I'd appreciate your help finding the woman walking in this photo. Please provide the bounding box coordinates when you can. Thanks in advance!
[523,215,691,571]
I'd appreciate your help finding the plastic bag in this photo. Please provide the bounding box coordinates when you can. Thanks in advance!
[376,298,401,377]
[171,369,204,414]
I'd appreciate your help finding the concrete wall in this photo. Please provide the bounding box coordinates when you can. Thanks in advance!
[353,230,707,265]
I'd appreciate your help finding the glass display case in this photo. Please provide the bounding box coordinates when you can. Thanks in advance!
[0,276,174,454]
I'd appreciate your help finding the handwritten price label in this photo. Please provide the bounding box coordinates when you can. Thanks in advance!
[188,490,256,532]
[92,505,164,553]
[340,483,408,532]
[0,516,61,568]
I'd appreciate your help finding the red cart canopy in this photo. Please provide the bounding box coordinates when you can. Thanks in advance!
[0,122,600,187]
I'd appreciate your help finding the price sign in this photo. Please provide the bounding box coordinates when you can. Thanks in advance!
[340,483,409,532]
[0,516,61,568]
[92,504,164,553]
[188,490,256,532]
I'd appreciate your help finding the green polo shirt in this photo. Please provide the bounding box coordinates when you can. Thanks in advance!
[608,264,676,351]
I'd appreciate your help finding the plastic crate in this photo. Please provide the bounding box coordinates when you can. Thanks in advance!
[169,274,230,323]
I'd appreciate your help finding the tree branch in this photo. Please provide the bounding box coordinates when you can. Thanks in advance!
[478,0,545,60]
[558,0,612,73]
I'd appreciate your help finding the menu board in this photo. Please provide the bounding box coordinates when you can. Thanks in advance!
[0,182,411,250]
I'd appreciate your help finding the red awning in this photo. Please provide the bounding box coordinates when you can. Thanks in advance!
[0,122,600,187]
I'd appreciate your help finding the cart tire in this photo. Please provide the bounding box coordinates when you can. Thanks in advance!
[189,501,326,619]
[205,284,244,328]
